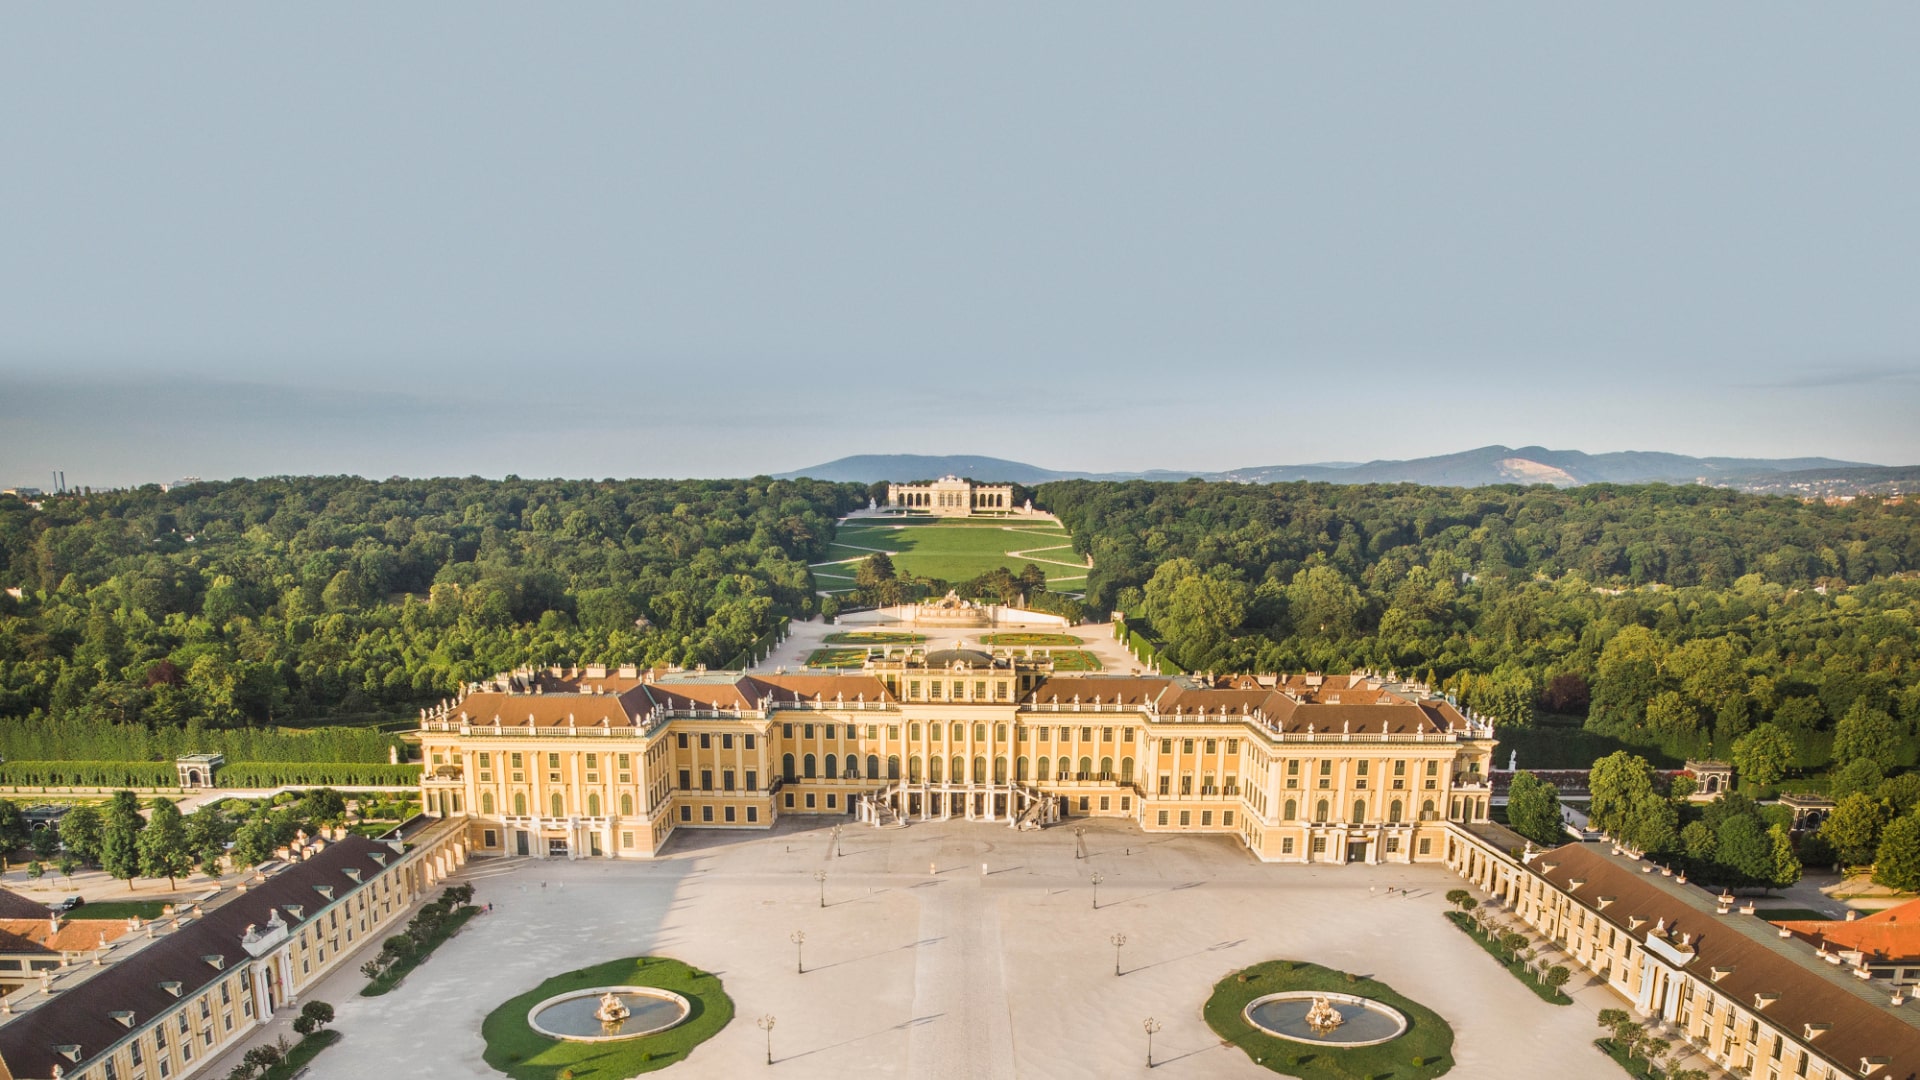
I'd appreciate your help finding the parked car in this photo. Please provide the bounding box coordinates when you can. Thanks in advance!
[50,896,84,914]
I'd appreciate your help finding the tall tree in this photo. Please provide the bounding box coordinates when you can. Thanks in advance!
[138,799,193,888]
[99,789,146,890]
[1822,793,1893,867]
[58,803,104,865]
[1731,724,1793,789]
[1766,824,1802,891]
[1874,815,1920,892]
[1833,700,1902,772]
[1506,771,1565,848]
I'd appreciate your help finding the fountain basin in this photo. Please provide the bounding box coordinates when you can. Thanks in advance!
[527,986,691,1042]
[1243,991,1409,1047]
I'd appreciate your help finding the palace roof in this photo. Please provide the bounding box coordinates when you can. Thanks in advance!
[0,887,54,921]
[1774,898,1920,965]
[1529,843,1920,1073]
[0,836,402,1080]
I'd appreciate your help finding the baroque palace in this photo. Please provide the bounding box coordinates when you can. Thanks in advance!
[415,649,1498,864]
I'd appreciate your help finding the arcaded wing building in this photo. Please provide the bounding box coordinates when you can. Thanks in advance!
[885,476,1016,515]
[416,653,1497,864]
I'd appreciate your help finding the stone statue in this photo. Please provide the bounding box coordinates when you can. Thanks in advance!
[868,497,877,511]
[1304,995,1345,1037]
[595,992,631,1026]
[1508,750,1518,771]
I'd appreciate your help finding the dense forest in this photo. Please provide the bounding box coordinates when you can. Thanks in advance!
[1041,480,1920,780]
[0,477,862,735]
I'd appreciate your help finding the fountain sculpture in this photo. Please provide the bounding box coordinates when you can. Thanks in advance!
[594,991,632,1027]
[1303,995,1346,1036]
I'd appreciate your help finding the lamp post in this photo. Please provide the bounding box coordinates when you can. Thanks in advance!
[1074,825,1085,859]
[815,869,827,908]
[1110,932,1127,976]
[1143,1017,1161,1067]
[757,1014,776,1065]
[1091,872,1104,910]
[791,930,806,974]
[832,824,842,857]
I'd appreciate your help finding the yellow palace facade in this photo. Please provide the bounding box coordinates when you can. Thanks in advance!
[417,650,1496,865]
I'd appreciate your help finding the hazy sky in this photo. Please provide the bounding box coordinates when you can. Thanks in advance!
[4,6,1919,488]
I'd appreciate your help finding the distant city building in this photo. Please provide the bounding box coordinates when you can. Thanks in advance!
[886,476,1016,516]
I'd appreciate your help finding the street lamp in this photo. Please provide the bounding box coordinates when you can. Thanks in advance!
[791,930,806,974]
[1074,825,1085,859]
[757,1014,776,1065]
[1091,872,1104,910]
[832,824,842,857]
[815,869,827,908]
[1143,1017,1161,1067]
[1110,932,1127,976]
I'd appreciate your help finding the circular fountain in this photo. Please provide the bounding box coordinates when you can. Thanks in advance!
[1242,991,1409,1047]
[527,986,691,1043]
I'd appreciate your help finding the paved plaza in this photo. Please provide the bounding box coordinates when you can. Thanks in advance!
[256,818,1631,1079]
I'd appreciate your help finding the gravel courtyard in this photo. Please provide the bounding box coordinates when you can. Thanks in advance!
[282,818,1625,1079]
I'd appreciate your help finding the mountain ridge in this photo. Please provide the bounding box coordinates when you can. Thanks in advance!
[775,447,1890,492]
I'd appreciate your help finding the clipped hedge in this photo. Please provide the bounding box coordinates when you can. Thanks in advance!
[0,761,179,787]
[217,762,421,787]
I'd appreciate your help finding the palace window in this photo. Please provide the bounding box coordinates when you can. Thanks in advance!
[746,734,756,750]
[1182,739,1194,754]
[1158,776,1170,796]
[746,770,758,790]
[677,734,689,749]
[1282,837,1295,854]
[1204,739,1216,754]
[1157,810,1169,826]
[678,769,691,790]
[1222,811,1233,826]
[747,807,759,823]
[723,734,734,750]
[1180,810,1191,826]
[1283,799,1296,820]
[1225,739,1237,752]
[724,769,735,791]
[1311,837,1327,853]
[930,682,942,700]
[1315,799,1329,823]
[804,724,815,739]
[702,806,714,822]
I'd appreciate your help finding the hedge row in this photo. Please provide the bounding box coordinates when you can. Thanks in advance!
[0,761,180,787]
[0,714,405,764]
[217,762,421,788]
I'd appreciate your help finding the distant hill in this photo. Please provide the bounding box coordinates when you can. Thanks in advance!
[776,447,1885,492]
[771,454,1208,485]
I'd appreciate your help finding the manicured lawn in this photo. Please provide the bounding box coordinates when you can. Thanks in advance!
[482,957,732,1079]
[362,905,478,996]
[67,900,171,920]
[806,648,873,668]
[1046,650,1102,672]
[263,1030,341,1079]
[826,523,1078,584]
[823,631,927,645]
[978,633,1083,646]
[1444,911,1572,1005]
[1750,907,1832,922]
[1204,960,1454,1079]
